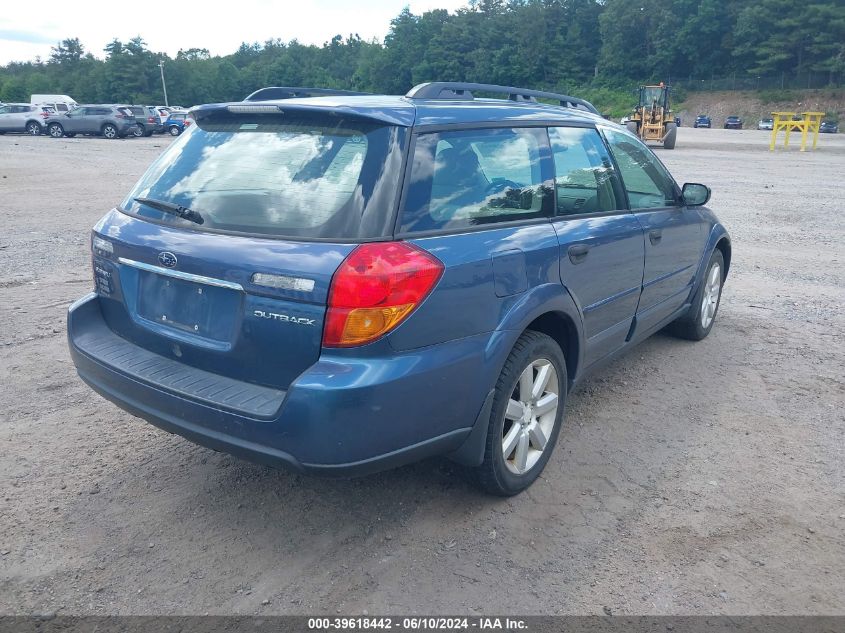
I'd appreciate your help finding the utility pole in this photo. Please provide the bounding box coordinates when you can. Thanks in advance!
[159,60,169,106]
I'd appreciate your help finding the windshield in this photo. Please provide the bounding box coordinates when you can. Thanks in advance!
[121,111,406,239]
[641,87,665,106]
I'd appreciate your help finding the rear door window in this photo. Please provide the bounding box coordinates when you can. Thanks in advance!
[400,127,553,233]
[122,110,406,240]
[549,127,622,215]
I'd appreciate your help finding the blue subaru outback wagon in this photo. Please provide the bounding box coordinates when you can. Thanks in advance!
[68,82,730,495]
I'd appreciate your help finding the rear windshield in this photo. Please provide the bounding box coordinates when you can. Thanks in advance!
[121,111,405,240]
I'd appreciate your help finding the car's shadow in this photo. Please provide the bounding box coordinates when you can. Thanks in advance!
[97,328,705,540]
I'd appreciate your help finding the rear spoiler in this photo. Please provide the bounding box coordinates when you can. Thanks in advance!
[243,87,370,102]
[190,100,416,127]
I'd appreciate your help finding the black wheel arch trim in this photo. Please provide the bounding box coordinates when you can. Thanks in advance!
[450,284,583,467]
[691,224,731,300]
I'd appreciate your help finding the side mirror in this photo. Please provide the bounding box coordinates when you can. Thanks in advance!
[682,183,710,206]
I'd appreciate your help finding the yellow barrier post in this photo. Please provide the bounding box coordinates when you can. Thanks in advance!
[803,111,824,150]
[770,112,794,150]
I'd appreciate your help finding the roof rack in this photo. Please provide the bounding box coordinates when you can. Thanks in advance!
[244,87,370,102]
[405,82,599,115]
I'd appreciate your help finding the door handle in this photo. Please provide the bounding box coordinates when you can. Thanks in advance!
[567,244,590,264]
[649,229,663,245]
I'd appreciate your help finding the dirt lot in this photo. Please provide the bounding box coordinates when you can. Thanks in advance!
[1,128,843,616]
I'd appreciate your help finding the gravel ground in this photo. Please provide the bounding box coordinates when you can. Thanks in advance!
[1,128,843,616]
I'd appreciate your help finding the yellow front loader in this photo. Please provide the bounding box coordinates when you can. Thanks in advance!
[626,83,677,149]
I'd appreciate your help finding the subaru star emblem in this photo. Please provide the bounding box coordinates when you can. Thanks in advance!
[158,252,178,268]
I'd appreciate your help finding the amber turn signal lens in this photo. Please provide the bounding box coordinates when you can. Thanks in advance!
[333,304,415,347]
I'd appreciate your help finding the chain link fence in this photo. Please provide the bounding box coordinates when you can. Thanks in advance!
[671,71,843,92]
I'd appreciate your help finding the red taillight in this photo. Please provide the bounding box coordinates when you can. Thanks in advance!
[40,111,49,118]
[184,120,192,127]
[148,116,156,123]
[115,113,124,119]
[323,242,443,347]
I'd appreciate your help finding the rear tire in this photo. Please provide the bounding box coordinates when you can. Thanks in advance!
[474,331,567,496]
[667,249,724,341]
[169,125,181,136]
[663,122,677,149]
[25,121,42,135]
[102,124,118,139]
[48,123,64,138]
[133,125,145,137]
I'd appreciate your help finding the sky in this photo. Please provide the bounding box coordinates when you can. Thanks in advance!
[0,0,470,65]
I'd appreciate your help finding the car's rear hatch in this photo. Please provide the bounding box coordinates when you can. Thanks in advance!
[94,220,353,389]
[91,101,410,392]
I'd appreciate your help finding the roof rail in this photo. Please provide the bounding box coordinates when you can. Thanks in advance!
[244,87,370,102]
[405,82,599,115]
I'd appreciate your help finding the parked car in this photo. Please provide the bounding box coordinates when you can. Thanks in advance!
[819,120,838,134]
[45,105,137,139]
[126,106,163,137]
[67,82,730,496]
[693,115,711,128]
[31,93,78,113]
[757,118,774,130]
[724,115,743,129]
[164,111,192,136]
[0,103,54,135]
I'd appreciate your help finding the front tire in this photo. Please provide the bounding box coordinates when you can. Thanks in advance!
[169,125,181,136]
[663,121,677,149]
[668,249,725,341]
[474,331,567,496]
[48,123,64,138]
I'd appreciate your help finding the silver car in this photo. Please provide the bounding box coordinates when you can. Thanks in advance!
[44,105,138,139]
[0,103,54,135]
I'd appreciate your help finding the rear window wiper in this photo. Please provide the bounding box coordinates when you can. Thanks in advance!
[134,197,204,225]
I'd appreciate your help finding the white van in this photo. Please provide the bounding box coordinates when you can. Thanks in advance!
[30,94,78,113]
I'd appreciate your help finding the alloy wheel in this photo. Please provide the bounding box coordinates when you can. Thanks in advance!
[700,262,721,329]
[501,359,559,475]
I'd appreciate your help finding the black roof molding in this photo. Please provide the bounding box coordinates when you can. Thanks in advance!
[244,87,370,102]
[406,82,599,115]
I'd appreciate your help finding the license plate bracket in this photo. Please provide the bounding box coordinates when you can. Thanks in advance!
[137,271,238,341]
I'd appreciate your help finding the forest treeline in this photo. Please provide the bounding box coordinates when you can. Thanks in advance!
[1,0,842,106]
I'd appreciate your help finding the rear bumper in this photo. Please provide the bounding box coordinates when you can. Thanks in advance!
[68,293,490,476]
